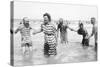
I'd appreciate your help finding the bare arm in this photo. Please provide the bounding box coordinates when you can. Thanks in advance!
[57,23,60,38]
[67,26,77,32]
[33,24,43,35]
[84,28,89,39]
[57,27,59,39]
[15,23,22,34]
[89,26,95,38]
[54,21,59,25]
[15,28,20,34]
[91,27,95,37]
[33,28,42,35]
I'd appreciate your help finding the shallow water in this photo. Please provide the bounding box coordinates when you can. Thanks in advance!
[13,20,96,66]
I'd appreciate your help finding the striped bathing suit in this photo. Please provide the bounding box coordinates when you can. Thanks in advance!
[18,25,32,47]
[41,23,57,56]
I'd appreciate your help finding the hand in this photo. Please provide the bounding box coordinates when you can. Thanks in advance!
[88,36,91,39]
[70,29,74,31]
[33,32,36,35]
[85,35,89,39]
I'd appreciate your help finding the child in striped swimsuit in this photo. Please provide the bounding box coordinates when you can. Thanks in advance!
[15,17,32,55]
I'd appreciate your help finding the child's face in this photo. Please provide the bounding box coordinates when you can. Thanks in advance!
[79,24,83,28]
[44,16,49,24]
[24,18,29,27]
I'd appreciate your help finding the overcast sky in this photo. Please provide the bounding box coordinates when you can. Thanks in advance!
[14,1,98,21]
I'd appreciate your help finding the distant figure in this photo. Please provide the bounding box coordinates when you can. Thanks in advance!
[33,13,57,57]
[89,17,97,51]
[15,17,32,55]
[57,18,72,44]
[70,21,89,47]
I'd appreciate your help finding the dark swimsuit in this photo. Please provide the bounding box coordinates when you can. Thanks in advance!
[78,28,89,47]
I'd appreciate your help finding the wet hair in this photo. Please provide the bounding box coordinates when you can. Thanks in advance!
[43,13,51,22]
[23,17,28,21]
[91,17,95,20]
[79,23,83,27]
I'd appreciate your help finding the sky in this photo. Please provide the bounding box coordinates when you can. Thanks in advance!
[14,1,98,21]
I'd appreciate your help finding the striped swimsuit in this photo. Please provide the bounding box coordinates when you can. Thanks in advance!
[41,23,57,56]
[19,25,32,47]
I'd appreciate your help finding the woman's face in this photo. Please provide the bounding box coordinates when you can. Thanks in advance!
[43,16,49,24]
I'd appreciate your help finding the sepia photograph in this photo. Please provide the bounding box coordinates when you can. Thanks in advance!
[10,1,98,66]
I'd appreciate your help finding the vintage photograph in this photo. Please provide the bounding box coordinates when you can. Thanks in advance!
[10,1,98,66]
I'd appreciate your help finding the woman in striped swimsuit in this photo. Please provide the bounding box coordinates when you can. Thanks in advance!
[33,13,57,57]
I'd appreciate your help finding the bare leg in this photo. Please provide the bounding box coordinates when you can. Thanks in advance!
[95,38,97,52]
[21,43,26,55]
[29,42,33,52]
[29,46,32,52]
[25,46,30,55]
[22,47,25,55]
[65,32,68,44]
[60,33,63,44]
